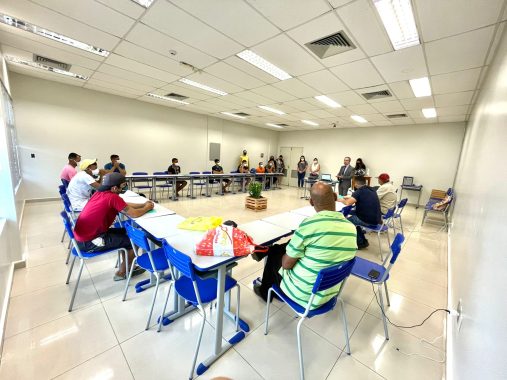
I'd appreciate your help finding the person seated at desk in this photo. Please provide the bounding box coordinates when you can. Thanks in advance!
[104,154,127,175]
[255,162,266,174]
[238,159,251,188]
[276,155,285,174]
[167,157,187,197]
[337,176,381,249]
[212,158,231,193]
[251,182,357,306]
[73,173,154,281]
[67,158,103,211]
[239,149,249,167]
[60,152,81,183]
[376,173,397,214]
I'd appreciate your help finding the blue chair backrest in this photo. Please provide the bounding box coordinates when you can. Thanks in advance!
[153,171,166,175]
[389,233,405,264]
[398,198,408,209]
[58,185,66,195]
[230,170,239,173]
[133,172,148,175]
[250,168,256,174]
[60,211,75,239]
[341,205,353,217]
[189,171,199,174]
[383,207,395,220]
[446,188,453,196]
[61,179,69,188]
[312,258,356,294]
[61,194,73,214]
[162,240,195,280]
[125,223,151,252]
[202,171,211,174]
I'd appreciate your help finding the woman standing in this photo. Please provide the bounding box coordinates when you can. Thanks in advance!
[297,156,308,188]
[309,157,320,182]
[354,158,367,176]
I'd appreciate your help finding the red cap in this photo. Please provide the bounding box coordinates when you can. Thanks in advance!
[378,173,390,182]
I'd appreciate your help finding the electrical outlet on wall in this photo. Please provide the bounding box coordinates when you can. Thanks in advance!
[456,299,463,331]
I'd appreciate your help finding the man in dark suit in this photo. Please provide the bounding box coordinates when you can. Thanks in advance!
[336,156,353,196]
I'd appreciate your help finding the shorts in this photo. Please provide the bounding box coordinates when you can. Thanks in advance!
[77,228,132,253]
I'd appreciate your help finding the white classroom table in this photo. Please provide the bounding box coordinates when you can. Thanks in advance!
[120,193,176,219]
[291,202,345,217]
[262,212,307,231]
[134,214,186,239]
[238,220,294,246]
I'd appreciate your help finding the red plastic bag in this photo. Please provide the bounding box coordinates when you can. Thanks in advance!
[195,225,267,257]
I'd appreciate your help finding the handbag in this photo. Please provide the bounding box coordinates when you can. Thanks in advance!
[177,216,223,231]
[195,224,268,257]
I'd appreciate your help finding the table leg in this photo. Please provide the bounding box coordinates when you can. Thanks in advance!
[416,190,421,209]
[219,178,224,196]
[172,178,178,201]
[206,178,211,197]
[190,177,196,199]
[151,177,158,202]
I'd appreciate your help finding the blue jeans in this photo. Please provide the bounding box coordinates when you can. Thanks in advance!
[347,214,370,246]
[297,172,305,187]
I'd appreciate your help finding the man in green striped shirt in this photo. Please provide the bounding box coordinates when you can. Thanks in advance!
[253,182,357,309]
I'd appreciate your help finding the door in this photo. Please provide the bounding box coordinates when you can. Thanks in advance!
[280,146,304,187]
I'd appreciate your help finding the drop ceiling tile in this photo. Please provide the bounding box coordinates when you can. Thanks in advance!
[328,0,356,8]
[90,72,154,92]
[327,90,365,106]
[436,105,469,116]
[233,108,266,117]
[272,78,318,98]
[246,0,330,31]
[234,90,275,105]
[253,34,324,76]
[400,97,435,110]
[223,56,277,84]
[1,0,119,50]
[98,64,167,88]
[299,69,349,94]
[425,26,495,75]
[169,0,279,46]
[142,0,243,59]
[282,99,320,111]
[192,101,227,113]
[85,79,145,96]
[95,0,145,19]
[31,0,136,37]
[412,118,436,124]
[125,23,217,68]
[8,64,87,87]
[406,109,424,119]
[204,97,243,110]
[391,117,414,125]
[159,83,215,101]
[251,85,296,102]
[372,100,405,113]
[372,120,392,126]
[388,81,415,99]
[430,68,482,94]
[330,59,384,89]
[346,103,379,114]
[139,94,188,108]
[104,54,179,83]
[221,95,258,108]
[307,109,335,118]
[416,0,504,42]
[185,72,244,94]
[205,62,265,89]
[364,113,388,121]
[337,0,392,56]
[486,21,506,65]
[434,91,474,107]
[85,84,139,99]
[292,111,319,120]
[371,45,427,82]
[438,115,468,122]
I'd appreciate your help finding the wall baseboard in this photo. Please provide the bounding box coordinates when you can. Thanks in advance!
[25,197,59,203]
[0,260,23,359]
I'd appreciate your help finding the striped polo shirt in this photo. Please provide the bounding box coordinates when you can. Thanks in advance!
[280,210,357,310]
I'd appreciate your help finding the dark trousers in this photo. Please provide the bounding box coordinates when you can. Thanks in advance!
[297,172,305,187]
[338,180,351,196]
[256,243,288,300]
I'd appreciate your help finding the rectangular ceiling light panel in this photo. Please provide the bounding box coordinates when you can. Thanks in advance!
[0,13,110,57]
[147,93,189,104]
[236,50,292,81]
[373,0,420,50]
[258,105,285,115]
[130,0,155,8]
[179,78,228,96]
[5,56,89,80]
[301,120,319,126]
[409,77,432,97]
[314,95,341,108]
[422,108,437,118]
[221,112,246,119]
[351,115,367,123]
[266,123,285,129]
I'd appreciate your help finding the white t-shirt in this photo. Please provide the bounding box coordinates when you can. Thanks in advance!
[377,182,397,214]
[67,171,96,211]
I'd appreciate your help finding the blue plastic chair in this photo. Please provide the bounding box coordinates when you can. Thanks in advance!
[362,207,395,261]
[61,178,69,189]
[158,240,241,380]
[202,170,217,195]
[392,198,408,234]
[132,172,153,198]
[60,211,128,312]
[351,233,405,340]
[341,205,353,217]
[123,223,171,330]
[153,171,172,199]
[61,193,80,264]
[187,171,206,196]
[264,258,356,380]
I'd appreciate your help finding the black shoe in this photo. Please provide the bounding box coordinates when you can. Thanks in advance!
[131,266,146,277]
[357,240,369,250]
[253,283,267,302]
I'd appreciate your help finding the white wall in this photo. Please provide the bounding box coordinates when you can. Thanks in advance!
[446,28,507,380]
[9,73,279,199]
[277,123,465,203]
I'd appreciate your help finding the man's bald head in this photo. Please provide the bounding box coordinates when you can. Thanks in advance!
[310,182,337,212]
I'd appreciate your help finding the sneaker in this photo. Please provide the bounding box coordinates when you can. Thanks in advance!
[131,266,146,277]
[113,273,126,281]
[251,252,262,262]
[357,240,370,250]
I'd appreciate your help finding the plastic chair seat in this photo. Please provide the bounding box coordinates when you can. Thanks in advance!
[70,246,117,259]
[271,284,337,317]
[351,257,389,283]
[174,275,237,305]
[363,224,388,232]
[137,248,170,272]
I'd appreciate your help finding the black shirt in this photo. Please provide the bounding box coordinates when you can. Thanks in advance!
[212,164,223,173]
[352,186,382,225]
[167,164,181,174]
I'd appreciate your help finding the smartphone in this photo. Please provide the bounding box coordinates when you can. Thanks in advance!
[368,269,380,280]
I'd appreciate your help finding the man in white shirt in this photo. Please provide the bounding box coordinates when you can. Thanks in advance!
[66,158,102,211]
[376,173,397,214]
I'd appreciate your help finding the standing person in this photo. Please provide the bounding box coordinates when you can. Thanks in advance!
[67,159,102,210]
[212,158,231,193]
[376,173,397,214]
[73,173,154,281]
[276,155,285,174]
[297,156,308,188]
[336,156,354,196]
[266,158,277,188]
[337,176,381,249]
[239,149,249,167]
[268,155,277,171]
[104,154,127,175]
[60,152,81,183]
[354,158,367,176]
[167,158,187,197]
[309,157,320,182]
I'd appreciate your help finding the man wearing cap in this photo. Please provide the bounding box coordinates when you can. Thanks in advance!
[66,159,102,211]
[377,173,397,214]
[60,152,81,183]
[73,173,154,281]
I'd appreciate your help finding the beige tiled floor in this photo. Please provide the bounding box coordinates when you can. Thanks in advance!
[0,187,448,379]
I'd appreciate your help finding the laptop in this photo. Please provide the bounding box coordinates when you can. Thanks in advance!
[321,174,332,182]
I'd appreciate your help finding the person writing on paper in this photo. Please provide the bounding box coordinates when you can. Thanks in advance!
[104,154,127,175]
[66,158,103,211]
[73,173,154,281]
[251,182,357,308]
[60,152,81,183]
[336,156,353,196]
[376,173,397,214]
[212,158,231,193]
[167,157,187,197]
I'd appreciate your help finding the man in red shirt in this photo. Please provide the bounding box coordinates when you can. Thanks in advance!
[73,173,155,281]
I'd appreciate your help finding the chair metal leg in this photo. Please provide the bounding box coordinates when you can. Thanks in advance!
[69,259,85,312]
[377,232,383,262]
[146,273,161,330]
[189,306,207,380]
[61,228,66,243]
[264,288,274,335]
[378,284,389,340]
[157,281,173,332]
[421,210,428,225]
[65,246,72,265]
[384,281,390,307]
[296,317,306,380]
[339,298,351,355]
[66,256,76,284]
[399,217,404,235]
[122,257,137,301]
[235,284,240,332]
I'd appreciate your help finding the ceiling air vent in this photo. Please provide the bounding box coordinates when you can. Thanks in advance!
[234,112,250,117]
[361,89,392,100]
[165,92,188,101]
[305,31,356,59]
[276,123,289,127]
[33,55,71,71]
[386,113,408,119]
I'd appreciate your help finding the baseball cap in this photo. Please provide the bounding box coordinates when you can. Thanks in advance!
[79,158,97,171]
[98,172,126,192]
[378,173,390,182]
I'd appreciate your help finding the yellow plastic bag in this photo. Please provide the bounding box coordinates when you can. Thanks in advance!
[177,216,223,231]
